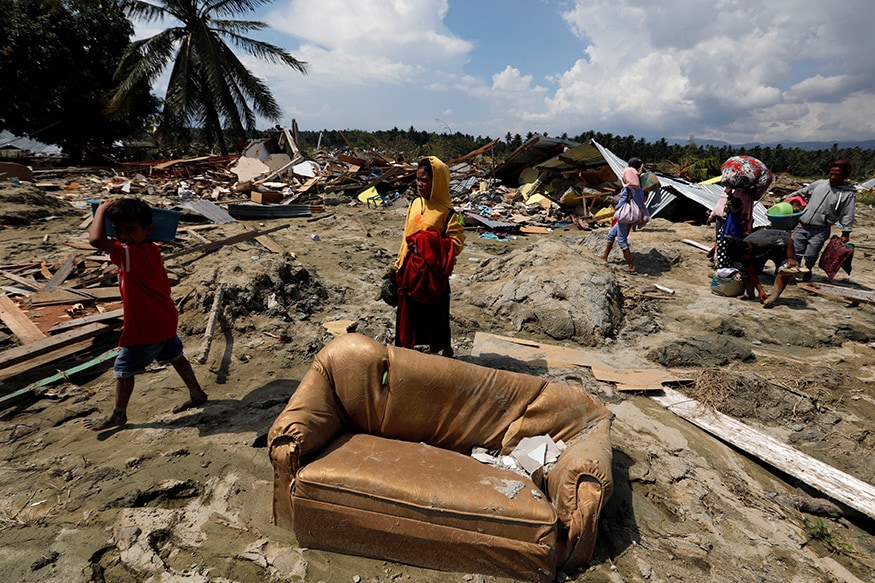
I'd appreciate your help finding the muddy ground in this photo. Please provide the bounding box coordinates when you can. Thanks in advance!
[1,177,874,583]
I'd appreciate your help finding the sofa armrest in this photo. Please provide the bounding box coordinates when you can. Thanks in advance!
[543,418,613,570]
[268,364,343,455]
[269,437,299,529]
[268,363,344,528]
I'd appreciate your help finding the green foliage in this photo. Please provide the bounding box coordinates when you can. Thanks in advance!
[111,0,307,155]
[296,128,503,163]
[804,516,855,555]
[857,189,875,206]
[293,126,875,183]
[0,0,158,162]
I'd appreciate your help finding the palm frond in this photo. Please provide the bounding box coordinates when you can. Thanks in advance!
[120,0,170,22]
[111,30,182,104]
[202,0,275,19]
[121,0,307,152]
[208,18,268,34]
[217,41,281,121]
[221,31,308,73]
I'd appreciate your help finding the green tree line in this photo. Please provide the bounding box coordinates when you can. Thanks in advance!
[298,127,875,182]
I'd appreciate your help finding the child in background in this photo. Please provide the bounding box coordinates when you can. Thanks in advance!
[85,198,207,431]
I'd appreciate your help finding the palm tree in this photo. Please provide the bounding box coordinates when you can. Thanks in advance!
[110,0,307,154]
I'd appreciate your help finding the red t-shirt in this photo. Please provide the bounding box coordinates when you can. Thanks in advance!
[109,241,178,346]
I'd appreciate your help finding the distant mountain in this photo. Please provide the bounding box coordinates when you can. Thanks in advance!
[660,137,875,151]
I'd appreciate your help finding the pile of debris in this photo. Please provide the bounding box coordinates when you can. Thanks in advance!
[0,128,781,404]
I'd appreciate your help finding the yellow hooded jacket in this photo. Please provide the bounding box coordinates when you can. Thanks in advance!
[394,156,466,271]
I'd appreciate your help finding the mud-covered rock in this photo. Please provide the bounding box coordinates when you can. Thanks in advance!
[646,335,755,367]
[462,239,624,344]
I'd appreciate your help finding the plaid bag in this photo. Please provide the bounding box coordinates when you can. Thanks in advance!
[818,236,854,280]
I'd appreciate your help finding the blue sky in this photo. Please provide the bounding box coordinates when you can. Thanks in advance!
[137,0,875,144]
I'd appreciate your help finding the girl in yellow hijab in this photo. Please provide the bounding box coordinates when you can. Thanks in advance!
[393,156,465,356]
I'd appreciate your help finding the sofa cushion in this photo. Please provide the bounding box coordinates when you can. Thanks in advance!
[294,433,559,580]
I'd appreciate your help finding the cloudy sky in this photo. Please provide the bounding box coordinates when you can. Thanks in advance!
[142,0,875,144]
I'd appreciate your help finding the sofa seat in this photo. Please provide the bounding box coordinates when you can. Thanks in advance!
[294,433,558,579]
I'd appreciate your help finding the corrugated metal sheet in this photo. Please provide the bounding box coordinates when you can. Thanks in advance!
[0,130,62,155]
[656,177,770,228]
[181,199,236,224]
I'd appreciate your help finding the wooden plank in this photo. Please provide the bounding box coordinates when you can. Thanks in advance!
[41,254,77,291]
[0,322,112,373]
[0,262,41,271]
[0,348,120,409]
[0,338,96,381]
[1,286,36,297]
[682,239,712,252]
[520,226,551,234]
[0,269,41,292]
[239,223,285,254]
[471,332,689,391]
[0,294,47,343]
[163,223,290,262]
[27,287,120,306]
[652,386,875,521]
[798,282,875,306]
[48,308,124,333]
[152,155,212,170]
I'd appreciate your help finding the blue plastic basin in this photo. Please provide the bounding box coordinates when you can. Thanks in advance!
[89,200,182,242]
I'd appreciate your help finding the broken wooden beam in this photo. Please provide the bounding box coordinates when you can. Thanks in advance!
[196,288,224,364]
[0,294,47,343]
[163,224,290,262]
[0,322,116,378]
[0,348,120,409]
[0,269,42,292]
[41,254,77,292]
[682,239,712,252]
[48,308,124,333]
[797,282,875,307]
[651,386,875,521]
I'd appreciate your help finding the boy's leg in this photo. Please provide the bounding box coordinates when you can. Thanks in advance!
[85,377,134,431]
[170,355,208,413]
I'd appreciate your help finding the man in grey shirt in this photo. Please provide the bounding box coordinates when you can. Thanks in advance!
[785,160,856,281]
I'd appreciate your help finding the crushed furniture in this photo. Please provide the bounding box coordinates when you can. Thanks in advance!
[268,333,613,582]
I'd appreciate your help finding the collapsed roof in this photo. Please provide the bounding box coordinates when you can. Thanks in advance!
[498,134,769,228]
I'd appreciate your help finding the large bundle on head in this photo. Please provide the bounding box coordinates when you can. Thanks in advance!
[720,155,773,198]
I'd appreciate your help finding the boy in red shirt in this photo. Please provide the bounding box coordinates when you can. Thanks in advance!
[85,198,207,430]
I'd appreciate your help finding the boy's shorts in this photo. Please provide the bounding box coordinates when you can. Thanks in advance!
[114,336,184,379]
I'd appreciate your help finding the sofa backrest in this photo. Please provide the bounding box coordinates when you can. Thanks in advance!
[288,334,610,458]
[378,345,547,453]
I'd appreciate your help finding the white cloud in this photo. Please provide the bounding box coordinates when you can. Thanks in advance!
[491,66,535,92]
[541,0,875,142]
[267,0,471,71]
[133,0,875,143]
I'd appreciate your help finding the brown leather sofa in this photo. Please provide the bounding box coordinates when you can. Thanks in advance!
[268,334,613,582]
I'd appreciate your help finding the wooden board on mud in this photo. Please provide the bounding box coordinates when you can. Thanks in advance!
[471,332,691,392]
